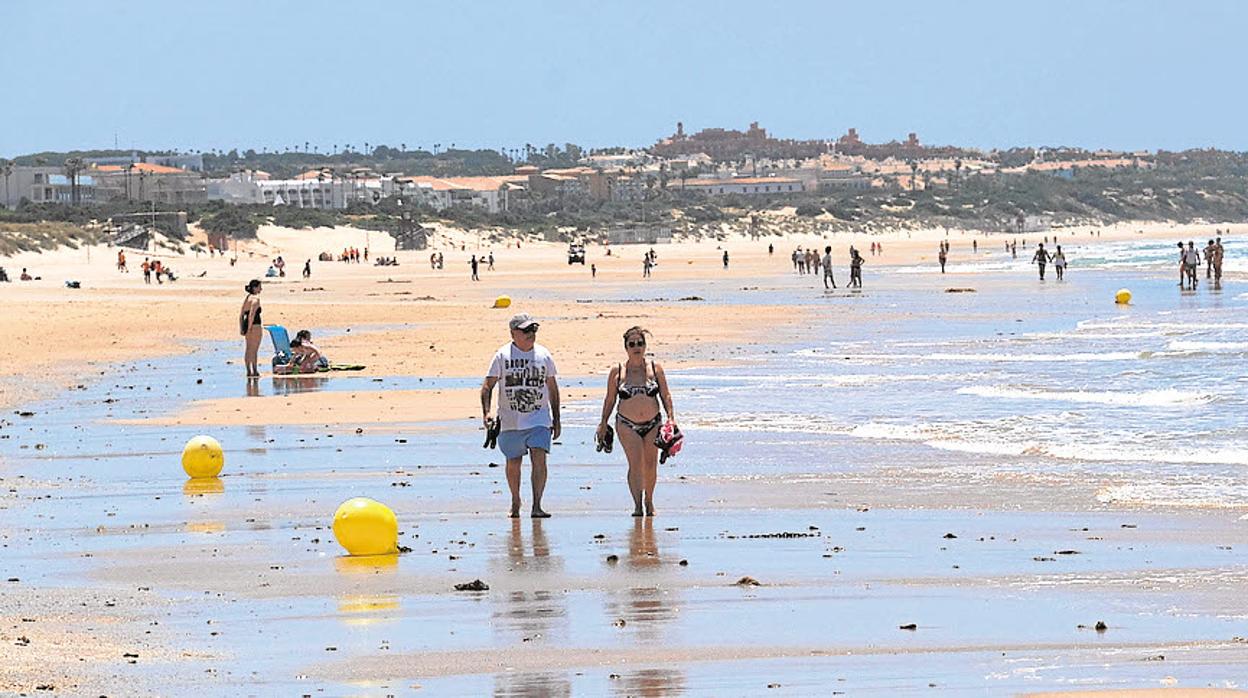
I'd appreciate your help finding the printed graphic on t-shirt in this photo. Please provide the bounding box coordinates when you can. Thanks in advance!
[503,357,548,414]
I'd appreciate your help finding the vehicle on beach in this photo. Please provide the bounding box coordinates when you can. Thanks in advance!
[567,243,586,265]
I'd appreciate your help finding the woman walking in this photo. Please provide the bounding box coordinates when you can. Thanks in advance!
[240,279,264,377]
[596,327,676,516]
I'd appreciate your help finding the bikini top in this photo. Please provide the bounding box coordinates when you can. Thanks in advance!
[618,362,660,402]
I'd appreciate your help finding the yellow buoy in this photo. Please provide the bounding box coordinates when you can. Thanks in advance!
[332,497,398,556]
[493,295,511,308]
[181,435,224,479]
[1115,288,1132,305]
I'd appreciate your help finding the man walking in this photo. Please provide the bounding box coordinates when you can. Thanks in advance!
[1031,243,1051,280]
[1183,241,1201,290]
[822,245,836,289]
[470,254,480,281]
[1213,237,1225,283]
[481,313,561,518]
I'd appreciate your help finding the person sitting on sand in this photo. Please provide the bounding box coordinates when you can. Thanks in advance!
[20,268,32,281]
[481,313,561,518]
[295,329,329,370]
[265,265,278,278]
[596,326,676,517]
[240,279,263,378]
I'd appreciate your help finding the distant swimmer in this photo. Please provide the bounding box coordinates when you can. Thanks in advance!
[1053,245,1067,280]
[1031,243,1052,280]
[822,246,836,289]
[481,313,560,518]
[938,245,947,273]
[596,326,677,516]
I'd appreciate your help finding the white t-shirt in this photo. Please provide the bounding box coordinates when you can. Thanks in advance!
[1182,248,1201,266]
[488,342,558,431]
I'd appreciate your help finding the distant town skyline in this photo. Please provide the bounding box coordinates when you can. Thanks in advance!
[4,0,1247,157]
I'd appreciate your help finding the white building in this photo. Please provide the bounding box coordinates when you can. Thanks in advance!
[207,171,346,209]
[681,176,803,196]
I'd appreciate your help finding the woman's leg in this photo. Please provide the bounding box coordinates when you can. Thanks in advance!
[642,437,659,516]
[616,418,646,516]
[245,328,262,376]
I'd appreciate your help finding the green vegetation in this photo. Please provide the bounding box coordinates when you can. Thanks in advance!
[0,221,98,256]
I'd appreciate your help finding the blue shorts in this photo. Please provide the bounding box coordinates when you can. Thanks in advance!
[498,426,552,459]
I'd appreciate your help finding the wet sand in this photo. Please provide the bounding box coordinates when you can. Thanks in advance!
[3,225,1248,694]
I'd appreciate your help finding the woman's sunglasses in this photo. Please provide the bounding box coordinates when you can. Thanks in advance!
[626,339,646,348]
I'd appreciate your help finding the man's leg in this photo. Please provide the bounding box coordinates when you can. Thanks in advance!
[528,447,549,517]
[505,457,523,517]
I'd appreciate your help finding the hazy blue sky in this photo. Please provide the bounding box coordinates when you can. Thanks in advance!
[3,0,1246,156]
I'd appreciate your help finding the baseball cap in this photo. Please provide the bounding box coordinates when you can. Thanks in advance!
[509,313,539,331]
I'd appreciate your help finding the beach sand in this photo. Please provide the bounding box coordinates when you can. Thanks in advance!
[2,218,1247,694]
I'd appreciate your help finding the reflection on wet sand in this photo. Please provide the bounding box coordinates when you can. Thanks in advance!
[492,519,566,644]
[271,375,329,396]
[610,518,680,636]
[337,593,400,627]
[182,476,224,496]
[491,520,571,696]
[333,553,399,575]
[494,671,571,698]
[612,668,686,698]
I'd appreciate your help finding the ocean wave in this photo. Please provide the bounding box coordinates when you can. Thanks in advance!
[1165,340,1248,353]
[848,421,1248,467]
[1096,481,1248,508]
[796,349,1145,363]
[957,385,1216,407]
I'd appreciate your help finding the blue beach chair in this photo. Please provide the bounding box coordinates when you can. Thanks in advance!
[265,325,292,369]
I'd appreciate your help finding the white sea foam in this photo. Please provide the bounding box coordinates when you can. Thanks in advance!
[848,421,1248,467]
[805,350,1146,363]
[1096,481,1248,508]
[1165,340,1248,353]
[957,385,1215,407]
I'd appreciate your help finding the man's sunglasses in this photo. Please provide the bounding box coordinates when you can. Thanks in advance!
[520,326,539,334]
[626,339,646,348]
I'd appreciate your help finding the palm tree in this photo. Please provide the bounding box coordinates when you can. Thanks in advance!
[954,158,963,189]
[63,157,85,205]
[1,162,13,209]
[908,160,919,192]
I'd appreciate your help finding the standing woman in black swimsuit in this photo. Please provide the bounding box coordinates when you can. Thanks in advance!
[596,326,677,516]
[240,279,263,377]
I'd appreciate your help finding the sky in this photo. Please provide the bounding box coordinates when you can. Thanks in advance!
[3,0,1247,157]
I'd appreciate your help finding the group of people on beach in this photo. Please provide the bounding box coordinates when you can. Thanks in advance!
[790,245,864,288]
[479,314,679,518]
[140,257,175,284]
[1180,237,1224,290]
